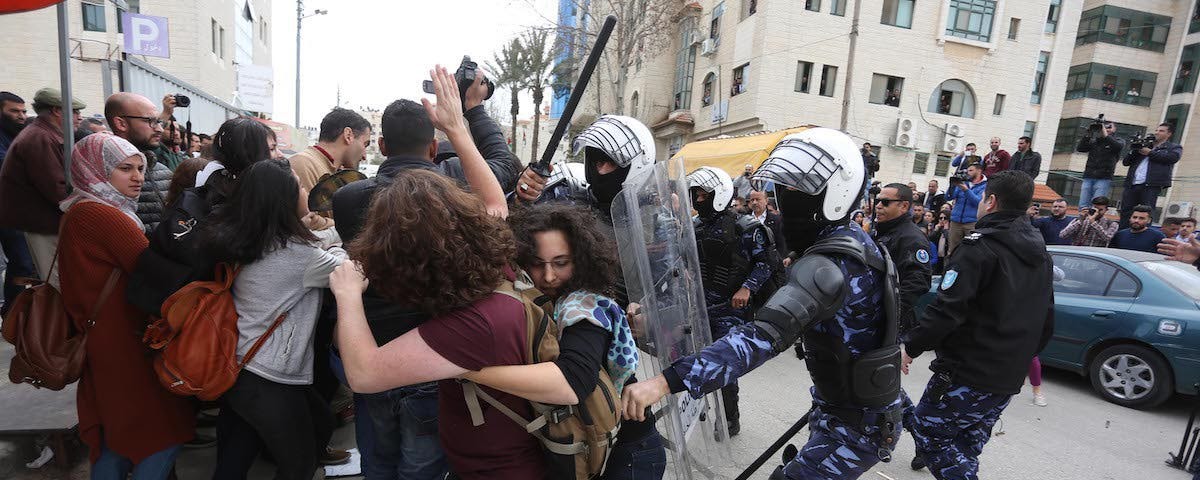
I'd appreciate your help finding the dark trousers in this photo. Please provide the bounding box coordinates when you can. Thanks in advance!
[0,227,33,315]
[599,427,667,480]
[362,382,447,480]
[1120,184,1162,228]
[213,370,334,480]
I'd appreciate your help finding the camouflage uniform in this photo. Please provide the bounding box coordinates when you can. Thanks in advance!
[667,223,901,479]
[908,381,1011,480]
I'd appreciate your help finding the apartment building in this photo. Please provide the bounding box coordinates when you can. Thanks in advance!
[0,0,274,133]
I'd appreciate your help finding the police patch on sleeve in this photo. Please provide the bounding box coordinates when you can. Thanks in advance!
[940,270,958,290]
[915,249,930,264]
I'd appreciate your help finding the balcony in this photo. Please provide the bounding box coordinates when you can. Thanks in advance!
[1064,88,1152,107]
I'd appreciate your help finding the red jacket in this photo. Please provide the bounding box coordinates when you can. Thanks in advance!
[0,116,67,233]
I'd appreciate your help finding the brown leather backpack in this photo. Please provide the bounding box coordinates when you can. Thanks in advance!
[143,264,286,401]
[2,268,120,391]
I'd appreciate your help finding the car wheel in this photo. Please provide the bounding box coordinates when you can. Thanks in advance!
[1088,344,1174,409]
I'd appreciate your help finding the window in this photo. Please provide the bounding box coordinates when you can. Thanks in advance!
[913,153,930,175]
[819,65,838,97]
[869,74,904,107]
[212,20,220,55]
[261,20,269,43]
[1076,6,1170,53]
[702,73,716,106]
[743,0,758,18]
[1053,255,1116,296]
[806,0,821,12]
[934,154,952,176]
[1008,18,1020,40]
[1045,0,1061,33]
[1064,63,1157,107]
[1031,52,1049,104]
[731,63,749,96]
[1054,117,1145,153]
[830,0,846,16]
[1165,104,1190,144]
[1107,270,1139,297]
[1192,2,1200,34]
[1024,121,1037,143]
[1174,44,1200,95]
[946,0,997,42]
[927,79,976,118]
[82,1,106,32]
[993,94,1005,115]
[128,0,140,12]
[881,0,914,28]
[117,7,125,34]
[673,18,698,110]
[220,27,226,59]
[795,61,814,93]
[710,2,725,44]
[631,92,639,117]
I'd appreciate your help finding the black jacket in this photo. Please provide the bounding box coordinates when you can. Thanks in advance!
[874,215,933,333]
[760,210,788,258]
[434,106,521,193]
[903,210,1055,395]
[1076,134,1125,180]
[136,151,172,233]
[1009,149,1042,178]
[1123,141,1183,188]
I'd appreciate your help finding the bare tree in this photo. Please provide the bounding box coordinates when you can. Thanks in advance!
[521,28,554,163]
[486,38,526,152]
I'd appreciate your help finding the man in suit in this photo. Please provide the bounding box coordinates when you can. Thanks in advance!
[748,189,788,258]
[1120,123,1183,228]
[922,179,946,213]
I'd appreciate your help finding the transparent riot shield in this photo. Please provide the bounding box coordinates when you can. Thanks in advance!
[611,156,735,480]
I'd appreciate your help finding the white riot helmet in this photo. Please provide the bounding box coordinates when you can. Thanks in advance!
[572,115,657,182]
[543,161,589,193]
[687,166,735,212]
[751,127,865,222]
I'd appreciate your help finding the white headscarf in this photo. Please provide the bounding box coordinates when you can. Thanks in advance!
[59,133,145,230]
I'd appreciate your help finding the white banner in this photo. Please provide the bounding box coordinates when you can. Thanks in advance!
[237,64,274,114]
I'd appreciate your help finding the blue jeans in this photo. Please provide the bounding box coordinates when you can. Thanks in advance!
[600,427,667,480]
[362,382,447,480]
[329,348,380,476]
[1078,178,1112,209]
[0,227,33,315]
[91,443,180,480]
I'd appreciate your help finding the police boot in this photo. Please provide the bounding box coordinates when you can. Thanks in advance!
[910,455,926,470]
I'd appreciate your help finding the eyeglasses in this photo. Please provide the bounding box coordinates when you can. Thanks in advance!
[875,198,906,206]
[120,115,164,128]
[529,258,573,272]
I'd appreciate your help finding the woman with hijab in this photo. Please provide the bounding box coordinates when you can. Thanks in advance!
[57,133,195,479]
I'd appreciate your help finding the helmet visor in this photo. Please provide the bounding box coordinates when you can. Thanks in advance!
[687,168,723,193]
[751,138,842,195]
[573,117,643,169]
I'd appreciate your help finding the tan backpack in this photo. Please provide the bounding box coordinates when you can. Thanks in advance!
[461,273,622,479]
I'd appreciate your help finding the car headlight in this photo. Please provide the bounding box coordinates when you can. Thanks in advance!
[1158,319,1184,336]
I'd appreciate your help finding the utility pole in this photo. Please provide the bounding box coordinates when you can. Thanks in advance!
[839,0,866,132]
[295,1,327,128]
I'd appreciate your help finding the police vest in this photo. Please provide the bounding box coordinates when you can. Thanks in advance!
[697,213,785,306]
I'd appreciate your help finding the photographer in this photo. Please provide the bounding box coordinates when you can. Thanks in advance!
[1075,120,1124,210]
[861,142,880,179]
[1059,196,1118,247]
[1120,123,1182,227]
[947,163,987,255]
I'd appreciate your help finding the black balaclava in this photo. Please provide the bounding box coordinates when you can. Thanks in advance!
[777,187,841,253]
[585,147,630,214]
[690,187,717,218]
[0,114,24,138]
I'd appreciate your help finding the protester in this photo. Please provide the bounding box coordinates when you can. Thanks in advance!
[163,156,211,207]
[749,189,787,258]
[1109,205,1166,253]
[0,91,26,162]
[922,211,935,234]
[982,137,1011,177]
[929,211,951,272]
[58,133,194,478]
[195,159,346,479]
[1059,196,1118,247]
[188,132,202,157]
[1179,218,1197,242]
[291,108,372,192]
[912,204,928,230]
[0,87,83,287]
[1009,136,1042,178]
[1120,123,1182,227]
[1032,199,1073,246]
[902,171,1054,477]
[461,203,665,480]
[104,92,174,232]
[332,170,544,480]
[947,163,987,255]
[1161,217,1184,241]
[1075,121,1124,210]
[0,91,32,314]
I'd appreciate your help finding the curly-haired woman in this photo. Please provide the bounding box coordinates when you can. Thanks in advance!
[461,203,668,480]
[331,169,543,480]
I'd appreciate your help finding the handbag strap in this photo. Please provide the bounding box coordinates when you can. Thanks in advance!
[238,313,288,369]
[84,270,121,328]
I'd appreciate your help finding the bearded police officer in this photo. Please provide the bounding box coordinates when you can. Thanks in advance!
[872,183,933,334]
[687,166,785,436]
[622,128,904,479]
[902,171,1054,480]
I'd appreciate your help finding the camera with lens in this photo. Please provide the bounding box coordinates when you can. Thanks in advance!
[1083,113,1107,133]
[1130,133,1156,151]
[173,94,191,108]
[421,56,496,105]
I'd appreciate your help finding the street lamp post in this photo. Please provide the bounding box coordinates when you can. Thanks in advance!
[295,1,327,128]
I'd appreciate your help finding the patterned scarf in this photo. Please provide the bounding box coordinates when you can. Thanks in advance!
[59,133,145,230]
[553,290,639,395]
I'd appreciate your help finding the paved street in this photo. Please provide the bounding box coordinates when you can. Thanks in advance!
[1,349,1194,479]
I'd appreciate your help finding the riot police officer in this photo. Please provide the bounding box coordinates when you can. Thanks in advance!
[901,171,1054,480]
[687,166,785,436]
[622,128,904,479]
[871,183,933,334]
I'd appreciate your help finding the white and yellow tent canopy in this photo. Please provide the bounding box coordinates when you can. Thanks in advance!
[672,126,816,178]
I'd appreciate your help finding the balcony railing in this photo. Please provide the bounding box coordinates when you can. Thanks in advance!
[1065,88,1152,107]
[1076,31,1166,53]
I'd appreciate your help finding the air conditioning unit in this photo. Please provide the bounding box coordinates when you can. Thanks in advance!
[893,117,917,148]
[942,123,966,152]
[1165,201,1194,218]
[700,38,717,56]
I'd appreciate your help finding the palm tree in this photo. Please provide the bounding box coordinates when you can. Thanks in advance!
[487,38,526,154]
[520,28,554,163]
